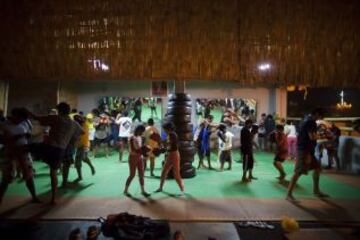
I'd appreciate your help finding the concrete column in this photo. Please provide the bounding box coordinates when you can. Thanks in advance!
[275,88,287,118]
[174,80,186,93]
[269,87,287,119]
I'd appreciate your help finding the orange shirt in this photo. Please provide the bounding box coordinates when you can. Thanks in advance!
[76,123,90,148]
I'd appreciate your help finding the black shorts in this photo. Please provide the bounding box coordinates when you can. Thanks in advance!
[118,137,129,144]
[63,145,75,167]
[94,137,110,146]
[43,145,66,170]
[220,150,232,163]
[28,143,65,169]
[242,152,254,171]
[274,156,285,162]
[198,148,211,158]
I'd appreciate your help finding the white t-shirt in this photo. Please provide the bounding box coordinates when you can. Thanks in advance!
[5,120,32,146]
[218,131,234,151]
[117,117,132,138]
[285,124,297,138]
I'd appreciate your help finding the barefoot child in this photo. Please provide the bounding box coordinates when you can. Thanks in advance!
[144,118,160,176]
[273,124,287,181]
[217,123,234,171]
[155,122,184,195]
[74,115,96,181]
[124,125,149,196]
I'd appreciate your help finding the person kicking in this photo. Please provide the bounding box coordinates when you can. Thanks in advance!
[287,108,329,201]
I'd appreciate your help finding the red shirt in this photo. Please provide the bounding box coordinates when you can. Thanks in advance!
[275,131,288,159]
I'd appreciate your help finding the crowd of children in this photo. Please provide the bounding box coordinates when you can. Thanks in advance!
[0,101,187,204]
[0,99,347,205]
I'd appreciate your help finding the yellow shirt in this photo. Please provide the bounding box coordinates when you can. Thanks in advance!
[76,123,90,148]
[86,119,94,130]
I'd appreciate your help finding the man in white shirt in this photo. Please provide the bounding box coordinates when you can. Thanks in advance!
[116,111,132,162]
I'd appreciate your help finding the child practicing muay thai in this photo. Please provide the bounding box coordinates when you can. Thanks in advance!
[273,124,288,181]
[73,115,96,181]
[217,123,234,171]
[155,122,184,196]
[144,118,161,177]
[241,119,257,181]
[124,125,150,196]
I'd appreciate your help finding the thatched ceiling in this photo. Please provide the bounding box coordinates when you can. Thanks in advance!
[0,0,359,87]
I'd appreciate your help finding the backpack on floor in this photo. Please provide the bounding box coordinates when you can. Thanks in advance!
[98,212,170,240]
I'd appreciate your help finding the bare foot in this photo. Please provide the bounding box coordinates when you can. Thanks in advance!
[31,197,42,203]
[154,188,162,193]
[277,175,286,181]
[314,191,329,198]
[142,191,150,197]
[286,194,297,202]
[91,167,96,175]
[124,191,131,197]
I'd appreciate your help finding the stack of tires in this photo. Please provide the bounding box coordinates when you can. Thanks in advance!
[165,93,196,178]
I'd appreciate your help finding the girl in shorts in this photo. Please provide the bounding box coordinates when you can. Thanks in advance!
[155,122,184,195]
[124,125,149,196]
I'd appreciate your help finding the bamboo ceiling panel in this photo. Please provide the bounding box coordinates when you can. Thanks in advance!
[0,0,359,87]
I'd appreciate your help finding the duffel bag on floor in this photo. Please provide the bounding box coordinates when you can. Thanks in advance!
[99,212,170,240]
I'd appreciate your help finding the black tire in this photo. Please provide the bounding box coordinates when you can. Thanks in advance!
[178,135,193,141]
[167,107,192,115]
[178,140,195,148]
[180,153,194,160]
[175,124,193,132]
[180,167,196,178]
[181,161,195,167]
[166,115,191,123]
[179,146,194,152]
[181,157,195,163]
[179,148,195,156]
[168,93,191,101]
[177,132,193,140]
[179,150,195,157]
[168,101,192,108]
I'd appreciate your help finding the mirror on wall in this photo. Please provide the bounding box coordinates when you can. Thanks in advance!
[97,97,162,123]
[195,98,257,125]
